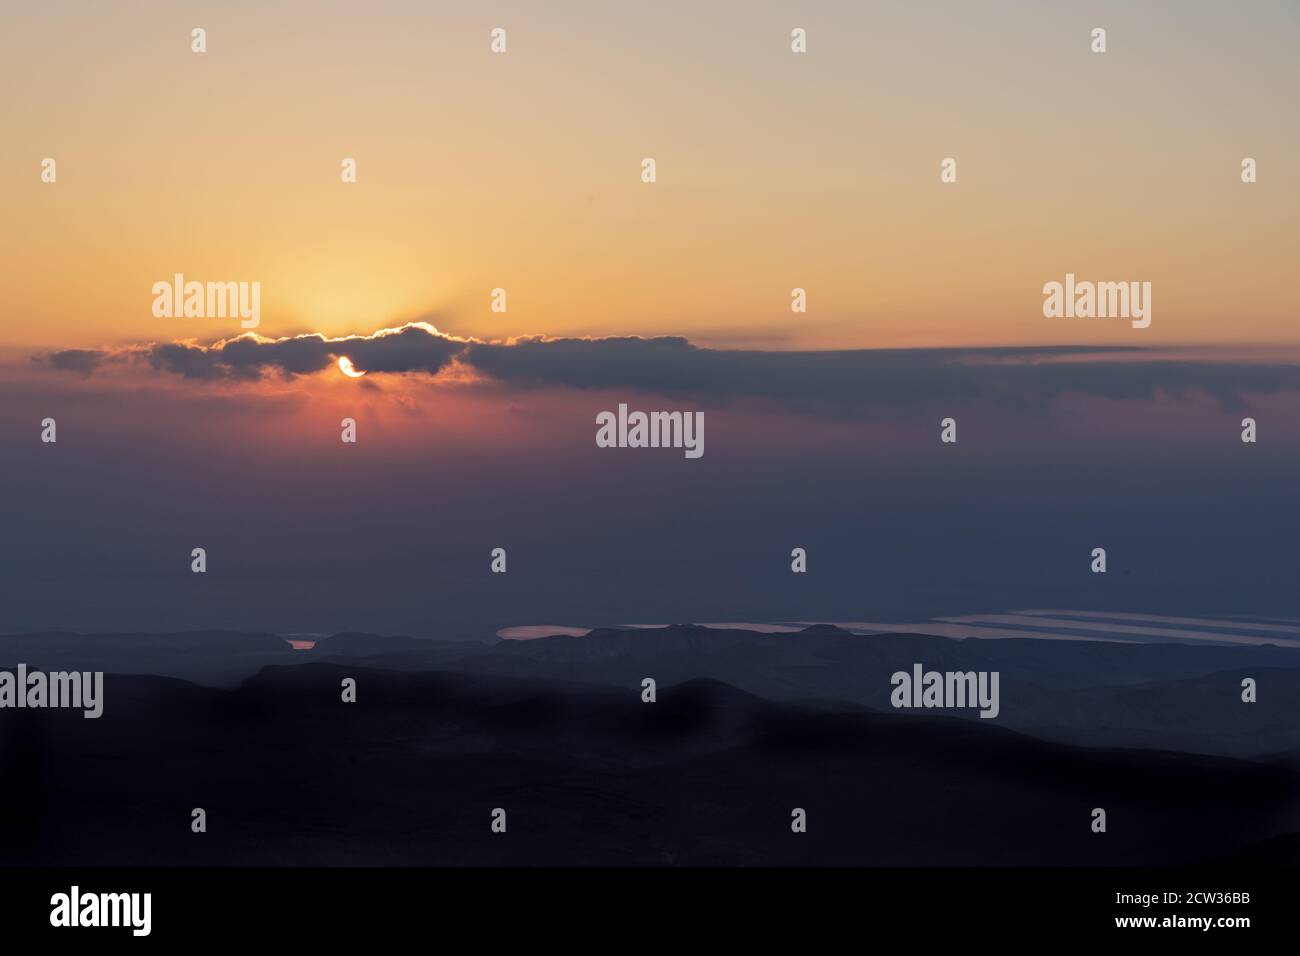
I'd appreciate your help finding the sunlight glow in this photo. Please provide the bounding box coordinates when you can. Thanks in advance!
[337,356,366,378]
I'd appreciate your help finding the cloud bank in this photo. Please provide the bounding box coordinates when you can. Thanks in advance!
[34,323,1300,413]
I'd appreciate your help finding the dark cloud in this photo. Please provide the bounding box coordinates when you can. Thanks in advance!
[218,335,333,377]
[148,343,232,380]
[37,325,1300,413]
[465,335,697,390]
[321,325,466,375]
[470,339,1300,414]
[39,348,105,376]
[44,324,468,383]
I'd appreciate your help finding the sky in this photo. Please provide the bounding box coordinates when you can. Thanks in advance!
[1,1,1298,636]
[2,0,1298,351]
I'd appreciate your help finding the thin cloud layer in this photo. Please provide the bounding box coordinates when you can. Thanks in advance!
[35,323,1300,413]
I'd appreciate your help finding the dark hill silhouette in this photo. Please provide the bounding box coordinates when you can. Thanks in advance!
[0,630,294,687]
[310,632,465,655]
[1,664,1296,866]
[4,623,1297,755]
[1008,666,1300,756]
[333,625,1300,756]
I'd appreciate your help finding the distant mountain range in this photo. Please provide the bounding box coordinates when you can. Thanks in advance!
[2,623,1297,865]
[334,623,1300,756]
[2,662,1296,866]
[3,623,1298,756]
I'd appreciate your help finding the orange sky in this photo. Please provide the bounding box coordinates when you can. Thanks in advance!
[2,0,1297,354]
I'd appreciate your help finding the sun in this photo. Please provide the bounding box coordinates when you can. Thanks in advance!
[337,356,366,378]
